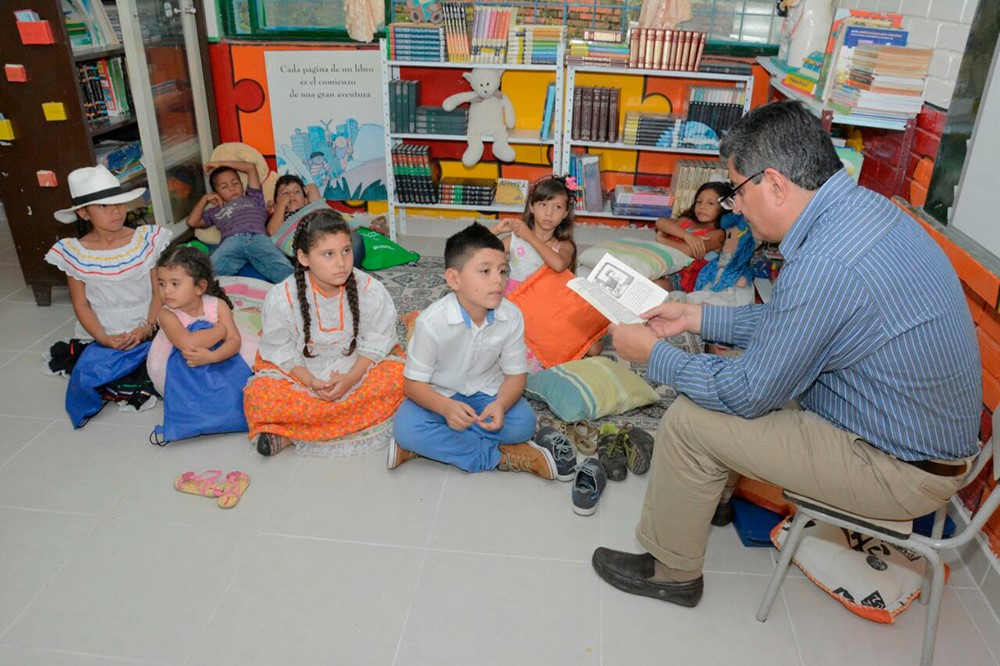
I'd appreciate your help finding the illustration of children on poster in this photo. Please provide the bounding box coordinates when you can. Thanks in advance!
[265,50,387,201]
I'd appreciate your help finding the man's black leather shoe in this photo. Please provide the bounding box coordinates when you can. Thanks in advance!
[711,500,735,526]
[591,547,704,607]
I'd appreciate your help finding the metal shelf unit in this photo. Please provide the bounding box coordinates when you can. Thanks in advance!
[561,64,754,219]
[380,39,565,236]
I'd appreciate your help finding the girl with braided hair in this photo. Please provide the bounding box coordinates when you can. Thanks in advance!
[244,209,404,457]
[146,246,258,397]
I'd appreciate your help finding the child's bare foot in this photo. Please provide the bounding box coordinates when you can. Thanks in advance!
[256,432,292,456]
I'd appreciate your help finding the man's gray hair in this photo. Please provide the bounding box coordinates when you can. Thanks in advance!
[719,100,843,191]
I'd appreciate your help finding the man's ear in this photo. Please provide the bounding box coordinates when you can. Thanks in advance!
[444,266,461,291]
[764,167,789,206]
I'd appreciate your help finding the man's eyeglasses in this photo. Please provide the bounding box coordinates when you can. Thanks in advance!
[719,170,765,210]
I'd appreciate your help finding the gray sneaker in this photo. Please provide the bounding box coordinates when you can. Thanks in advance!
[536,426,577,481]
[573,457,608,516]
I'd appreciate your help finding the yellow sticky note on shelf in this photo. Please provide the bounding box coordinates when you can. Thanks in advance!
[42,102,67,121]
[0,119,14,141]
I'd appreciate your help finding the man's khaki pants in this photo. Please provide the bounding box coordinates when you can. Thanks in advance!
[637,396,966,574]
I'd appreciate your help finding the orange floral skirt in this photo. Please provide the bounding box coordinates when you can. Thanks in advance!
[244,358,404,443]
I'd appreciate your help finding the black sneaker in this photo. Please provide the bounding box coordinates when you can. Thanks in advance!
[573,457,607,516]
[619,424,654,475]
[256,432,289,457]
[597,424,628,481]
[535,426,577,481]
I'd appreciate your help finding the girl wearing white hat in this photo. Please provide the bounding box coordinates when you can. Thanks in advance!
[44,165,174,425]
[46,165,172,347]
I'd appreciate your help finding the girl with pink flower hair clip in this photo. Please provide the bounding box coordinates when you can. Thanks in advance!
[491,174,578,295]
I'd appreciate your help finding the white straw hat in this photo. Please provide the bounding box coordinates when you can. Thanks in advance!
[54,165,146,224]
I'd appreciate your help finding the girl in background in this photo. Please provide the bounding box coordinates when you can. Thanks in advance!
[493,174,577,294]
[244,209,404,457]
[654,181,728,292]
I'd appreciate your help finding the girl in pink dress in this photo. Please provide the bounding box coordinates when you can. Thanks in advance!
[146,246,258,397]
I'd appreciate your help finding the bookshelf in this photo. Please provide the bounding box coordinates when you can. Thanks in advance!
[757,55,916,197]
[561,64,754,223]
[380,39,565,235]
[0,0,214,305]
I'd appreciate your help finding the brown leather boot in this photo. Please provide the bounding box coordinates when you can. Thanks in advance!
[497,441,557,480]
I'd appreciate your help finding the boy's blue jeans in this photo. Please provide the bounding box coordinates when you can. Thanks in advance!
[212,233,294,282]
[393,393,537,472]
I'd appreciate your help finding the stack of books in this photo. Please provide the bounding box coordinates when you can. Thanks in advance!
[442,3,471,63]
[568,153,604,212]
[686,85,746,138]
[830,44,932,120]
[815,9,905,104]
[621,111,684,147]
[387,23,445,62]
[782,51,823,95]
[438,177,496,206]
[388,80,419,133]
[470,7,516,63]
[671,159,727,213]
[571,87,620,142]
[628,29,707,71]
[415,106,467,135]
[610,185,674,218]
[76,57,131,126]
[566,39,630,67]
[391,144,439,204]
[506,24,564,65]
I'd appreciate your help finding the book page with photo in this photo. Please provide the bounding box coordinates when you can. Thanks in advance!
[567,253,669,325]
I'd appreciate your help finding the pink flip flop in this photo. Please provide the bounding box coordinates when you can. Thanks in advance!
[174,470,225,498]
[217,471,251,509]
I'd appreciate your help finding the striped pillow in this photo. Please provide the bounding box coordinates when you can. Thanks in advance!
[578,238,693,279]
[525,356,659,421]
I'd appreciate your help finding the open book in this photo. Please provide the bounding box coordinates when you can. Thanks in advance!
[568,253,670,324]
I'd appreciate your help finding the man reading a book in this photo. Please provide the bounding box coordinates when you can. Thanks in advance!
[590,100,982,609]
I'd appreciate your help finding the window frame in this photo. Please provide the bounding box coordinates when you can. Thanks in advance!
[218,0,393,42]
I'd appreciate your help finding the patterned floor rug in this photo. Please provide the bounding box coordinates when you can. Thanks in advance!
[373,258,697,433]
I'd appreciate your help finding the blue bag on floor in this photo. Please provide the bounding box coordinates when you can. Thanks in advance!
[152,320,252,444]
[66,341,151,428]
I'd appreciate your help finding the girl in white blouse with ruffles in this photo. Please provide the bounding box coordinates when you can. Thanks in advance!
[243,209,405,457]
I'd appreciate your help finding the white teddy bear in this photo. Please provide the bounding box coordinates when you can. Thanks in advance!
[442,69,516,168]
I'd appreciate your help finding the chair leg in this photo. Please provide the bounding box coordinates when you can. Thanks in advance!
[919,555,945,666]
[919,507,948,605]
[757,511,809,622]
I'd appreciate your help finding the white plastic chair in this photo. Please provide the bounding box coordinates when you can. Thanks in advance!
[756,407,1000,666]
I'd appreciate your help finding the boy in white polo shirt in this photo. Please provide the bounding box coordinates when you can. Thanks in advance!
[389,222,557,479]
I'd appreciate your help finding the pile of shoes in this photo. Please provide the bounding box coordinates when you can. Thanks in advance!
[534,416,655,516]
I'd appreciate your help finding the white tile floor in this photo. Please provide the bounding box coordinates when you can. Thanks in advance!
[0,214,999,665]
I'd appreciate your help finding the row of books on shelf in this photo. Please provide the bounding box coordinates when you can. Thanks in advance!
[671,159,727,213]
[566,38,630,68]
[571,87,620,143]
[628,29,707,71]
[688,85,746,136]
[63,0,120,52]
[389,16,565,65]
[76,56,132,125]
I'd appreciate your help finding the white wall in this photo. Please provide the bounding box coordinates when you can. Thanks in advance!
[836,0,979,109]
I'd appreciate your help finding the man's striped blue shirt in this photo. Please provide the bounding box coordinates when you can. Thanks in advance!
[648,169,981,461]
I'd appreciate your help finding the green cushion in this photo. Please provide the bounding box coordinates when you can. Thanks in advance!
[526,356,659,421]
[357,227,420,271]
[270,199,331,256]
[578,237,693,279]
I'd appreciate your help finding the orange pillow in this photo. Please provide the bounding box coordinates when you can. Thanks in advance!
[508,266,609,369]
